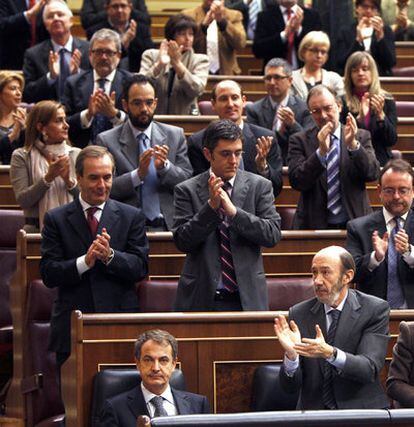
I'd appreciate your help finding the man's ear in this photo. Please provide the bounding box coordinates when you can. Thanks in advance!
[203,147,212,163]
[342,269,355,286]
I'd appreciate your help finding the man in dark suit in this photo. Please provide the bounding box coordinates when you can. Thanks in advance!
[275,245,389,410]
[246,57,314,164]
[173,119,281,311]
[62,28,132,148]
[0,0,49,70]
[187,79,283,197]
[85,0,154,72]
[40,145,149,367]
[23,0,90,103]
[253,0,321,69]
[346,159,414,309]
[288,84,379,229]
[96,74,192,231]
[100,329,210,426]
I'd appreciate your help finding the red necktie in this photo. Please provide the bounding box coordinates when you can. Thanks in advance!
[286,8,294,65]
[28,0,37,47]
[87,207,99,237]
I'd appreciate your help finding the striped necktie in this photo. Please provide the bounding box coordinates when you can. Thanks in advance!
[247,0,260,40]
[327,137,342,215]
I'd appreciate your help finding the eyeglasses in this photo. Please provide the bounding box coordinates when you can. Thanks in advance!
[130,99,155,107]
[216,150,244,159]
[381,187,412,196]
[307,47,328,56]
[108,3,129,9]
[310,104,336,115]
[91,49,118,57]
[264,74,290,81]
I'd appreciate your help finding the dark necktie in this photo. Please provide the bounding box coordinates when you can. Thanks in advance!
[86,207,99,237]
[151,396,168,417]
[322,309,341,409]
[387,216,406,308]
[58,48,70,100]
[286,8,295,65]
[219,182,238,292]
[90,78,112,143]
[327,136,341,215]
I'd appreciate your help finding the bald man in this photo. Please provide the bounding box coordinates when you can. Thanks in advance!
[274,245,389,410]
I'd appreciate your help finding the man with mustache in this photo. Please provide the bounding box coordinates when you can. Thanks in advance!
[346,159,414,309]
[274,245,389,409]
[287,84,379,229]
[96,74,192,230]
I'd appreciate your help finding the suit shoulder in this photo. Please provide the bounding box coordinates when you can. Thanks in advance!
[96,124,123,142]
[74,37,90,50]
[172,388,209,406]
[188,128,205,144]
[109,198,143,217]
[240,170,272,187]
[352,289,390,310]
[347,211,378,231]
[66,69,91,86]
[153,121,185,135]
[248,97,266,110]
[246,122,273,137]
[45,200,77,220]
[176,172,205,191]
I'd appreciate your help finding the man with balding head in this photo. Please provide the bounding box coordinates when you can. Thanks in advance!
[275,245,389,410]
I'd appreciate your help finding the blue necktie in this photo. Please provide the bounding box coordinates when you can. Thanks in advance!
[387,217,406,308]
[58,48,70,101]
[90,78,112,143]
[327,137,342,215]
[138,133,161,221]
[247,0,260,39]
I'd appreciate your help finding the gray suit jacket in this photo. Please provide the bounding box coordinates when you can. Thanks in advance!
[173,169,281,311]
[96,120,193,230]
[281,289,390,409]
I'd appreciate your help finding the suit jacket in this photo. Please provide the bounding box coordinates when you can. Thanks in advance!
[387,321,414,407]
[346,207,414,308]
[336,22,396,76]
[280,289,390,409]
[40,198,149,354]
[96,120,193,230]
[245,95,314,165]
[86,19,154,72]
[340,97,397,167]
[287,125,380,229]
[173,169,281,311]
[0,0,48,69]
[99,383,210,427]
[23,37,90,103]
[62,68,132,148]
[80,0,150,31]
[139,48,209,115]
[187,122,283,197]
[183,5,246,75]
[252,5,321,68]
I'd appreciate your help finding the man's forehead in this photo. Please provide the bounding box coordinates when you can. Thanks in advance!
[216,82,241,97]
[215,138,243,149]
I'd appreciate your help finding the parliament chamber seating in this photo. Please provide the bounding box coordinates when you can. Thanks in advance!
[91,369,186,427]
[392,67,414,77]
[396,101,414,117]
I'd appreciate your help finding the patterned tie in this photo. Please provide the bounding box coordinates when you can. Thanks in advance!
[387,217,406,308]
[327,137,342,215]
[151,396,168,417]
[58,48,70,101]
[90,79,112,143]
[219,182,238,292]
[322,309,341,409]
[247,0,260,40]
[138,133,161,221]
[86,207,99,237]
[286,8,295,65]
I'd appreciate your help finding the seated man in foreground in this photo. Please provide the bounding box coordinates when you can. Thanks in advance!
[275,245,389,409]
[100,329,210,425]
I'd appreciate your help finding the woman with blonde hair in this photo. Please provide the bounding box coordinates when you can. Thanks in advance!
[341,51,397,166]
[292,31,344,100]
[10,100,80,232]
[0,71,26,164]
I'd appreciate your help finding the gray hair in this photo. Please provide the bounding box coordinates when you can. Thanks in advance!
[43,0,73,22]
[264,58,292,76]
[90,28,122,52]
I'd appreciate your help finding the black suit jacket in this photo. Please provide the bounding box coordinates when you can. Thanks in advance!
[336,22,396,76]
[246,94,314,164]
[187,122,283,197]
[86,19,154,72]
[62,68,132,148]
[287,125,380,229]
[280,289,390,409]
[99,384,210,426]
[346,208,414,308]
[23,37,90,103]
[252,5,321,68]
[40,198,149,355]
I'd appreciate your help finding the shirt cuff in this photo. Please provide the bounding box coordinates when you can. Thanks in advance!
[102,248,114,265]
[283,353,299,376]
[76,255,91,276]
[157,160,171,177]
[80,109,93,129]
[280,31,287,42]
[110,110,126,126]
[316,148,327,166]
[329,347,346,370]
[131,169,142,187]
[368,250,384,271]
[402,244,414,268]
[347,142,360,152]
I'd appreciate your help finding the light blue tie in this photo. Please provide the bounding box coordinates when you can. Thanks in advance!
[387,217,406,308]
[247,0,260,39]
[138,133,161,221]
[327,136,342,215]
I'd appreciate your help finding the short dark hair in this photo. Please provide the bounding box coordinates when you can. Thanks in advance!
[211,80,243,101]
[264,57,292,76]
[355,0,381,13]
[164,13,197,40]
[104,0,132,6]
[379,159,414,185]
[202,119,243,152]
[75,145,115,176]
[122,74,156,101]
[134,329,178,360]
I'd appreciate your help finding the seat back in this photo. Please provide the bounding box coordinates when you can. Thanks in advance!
[392,66,414,77]
[91,369,186,427]
[277,207,296,230]
[267,278,314,310]
[137,280,178,312]
[396,101,414,117]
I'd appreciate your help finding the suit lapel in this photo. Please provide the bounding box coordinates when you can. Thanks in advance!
[232,171,249,209]
[310,299,327,375]
[151,121,168,147]
[263,97,275,129]
[111,71,124,106]
[196,172,210,206]
[81,72,95,106]
[99,199,120,234]
[66,199,93,248]
[173,388,192,415]
[120,123,139,168]
[127,386,150,419]
[242,124,256,172]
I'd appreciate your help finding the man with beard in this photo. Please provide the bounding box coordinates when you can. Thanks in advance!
[274,245,389,409]
[96,74,192,230]
[346,159,414,309]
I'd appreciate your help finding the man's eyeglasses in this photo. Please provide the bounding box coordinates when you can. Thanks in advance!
[381,187,412,196]
[310,104,336,115]
[264,74,290,82]
[91,49,118,57]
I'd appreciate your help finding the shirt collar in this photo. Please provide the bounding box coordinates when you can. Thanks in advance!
[324,288,348,314]
[51,35,73,53]
[268,93,289,109]
[383,207,409,225]
[209,168,236,187]
[93,68,117,84]
[79,194,106,212]
[141,382,175,407]
[128,119,153,141]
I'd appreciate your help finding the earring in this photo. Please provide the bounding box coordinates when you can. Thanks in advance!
[42,131,48,142]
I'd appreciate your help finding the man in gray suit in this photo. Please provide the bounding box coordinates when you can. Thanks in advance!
[246,57,314,164]
[274,245,389,409]
[173,119,281,311]
[96,74,192,230]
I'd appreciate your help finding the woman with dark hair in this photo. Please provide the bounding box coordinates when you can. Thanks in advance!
[341,51,397,166]
[139,14,209,115]
[10,100,80,231]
